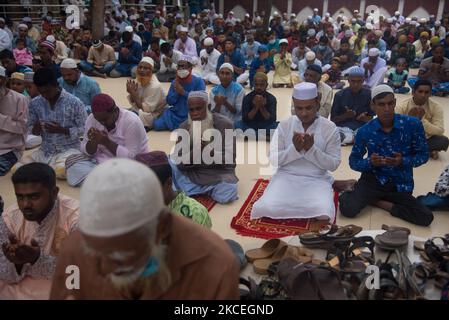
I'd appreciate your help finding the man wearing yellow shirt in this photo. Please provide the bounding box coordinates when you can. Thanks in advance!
[396,79,449,160]
[350,28,367,63]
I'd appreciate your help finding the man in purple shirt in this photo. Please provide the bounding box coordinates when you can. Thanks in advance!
[173,26,198,65]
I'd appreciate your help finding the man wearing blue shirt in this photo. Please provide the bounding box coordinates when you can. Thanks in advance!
[110,31,142,78]
[211,37,249,85]
[58,58,101,114]
[339,84,434,226]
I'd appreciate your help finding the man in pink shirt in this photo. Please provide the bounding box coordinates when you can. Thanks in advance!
[0,163,79,299]
[66,93,149,186]
[173,26,198,65]
[0,66,28,176]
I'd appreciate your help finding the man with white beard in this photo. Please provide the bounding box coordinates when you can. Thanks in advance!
[50,159,239,299]
[170,91,239,204]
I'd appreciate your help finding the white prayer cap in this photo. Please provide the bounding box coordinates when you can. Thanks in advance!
[229,11,234,15]
[325,13,330,18]
[273,11,279,17]
[354,10,359,14]
[279,38,288,45]
[245,13,250,18]
[435,20,442,26]
[366,23,373,30]
[179,54,194,64]
[72,21,80,29]
[22,17,32,23]
[129,14,137,20]
[17,23,28,30]
[140,56,154,67]
[0,66,5,78]
[125,25,133,32]
[79,159,164,237]
[313,8,318,12]
[307,28,316,37]
[405,17,412,23]
[419,18,427,24]
[203,37,214,46]
[291,13,296,17]
[219,62,234,73]
[386,18,393,23]
[191,14,197,18]
[368,48,380,57]
[345,29,353,37]
[218,14,223,19]
[46,35,56,43]
[307,16,313,21]
[293,82,317,100]
[60,58,78,69]
[395,11,400,16]
[176,13,183,18]
[351,18,356,23]
[305,51,316,61]
[371,84,394,101]
[179,26,188,33]
[410,21,418,26]
[0,18,5,23]
[188,90,208,103]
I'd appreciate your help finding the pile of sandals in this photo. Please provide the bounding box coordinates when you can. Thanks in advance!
[240,224,449,300]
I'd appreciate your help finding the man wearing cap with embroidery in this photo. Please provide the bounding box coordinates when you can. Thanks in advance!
[65,94,148,187]
[43,35,68,66]
[296,51,322,83]
[251,82,341,221]
[51,159,239,299]
[171,91,238,204]
[13,23,36,54]
[210,63,245,124]
[361,48,388,89]
[80,40,116,78]
[273,39,293,88]
[0,163,79,299]
[37,39,61,78]
[331,67,374,145]
[110,31,143,78]
[153,55,205,131]
[214,37,249,86]
[199,37,221,84]
[174,26,198,65]
[127,57,167,130]
[21,17,40,44]
[58,58,101,114]
[339,84,433,227]
[413,32,431,67]
[157,42,182,83]
[15,67,87,179]
[391,34,416,66]
[0,66,28,176]
[136,151,212,229]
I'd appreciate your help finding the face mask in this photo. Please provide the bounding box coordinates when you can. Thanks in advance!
[269,39,276,44]
[140,257,159,278]
[177,69,190,79]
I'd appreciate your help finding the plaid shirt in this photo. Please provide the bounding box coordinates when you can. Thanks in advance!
[28,90,87,156]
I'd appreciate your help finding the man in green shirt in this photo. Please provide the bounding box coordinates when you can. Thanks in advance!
[136,151,212,228]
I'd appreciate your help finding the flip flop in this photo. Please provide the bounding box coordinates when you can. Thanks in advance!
[253,245,313,275]
[374,225,411,250]
[245,238,287,263]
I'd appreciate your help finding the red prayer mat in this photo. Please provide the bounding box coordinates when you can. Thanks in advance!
[231,179,338,239]
[192,194,217,212]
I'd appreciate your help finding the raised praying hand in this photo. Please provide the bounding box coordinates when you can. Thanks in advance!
[2,235,40,265]
[126,79,139,95]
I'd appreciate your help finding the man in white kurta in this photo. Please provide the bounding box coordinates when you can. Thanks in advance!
[251,82,341,221]
[200,37,221,84]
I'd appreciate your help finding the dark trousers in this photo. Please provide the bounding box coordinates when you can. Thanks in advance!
[0,151,18,176]
[339,173,434,226]
[427,135,449,152]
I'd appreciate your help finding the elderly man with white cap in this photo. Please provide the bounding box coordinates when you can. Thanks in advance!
[251,82,341,221]
[51,159,239,299]
[361,48,388,89]
[295,51,322,83]
[58,58,101,114]
[209,63,245,124]
[431,20,446,40]
[312,8,321,25]
[80,39,117,78]
[199,37,221,84]
[153,55,205,131]
[173,26,198,65]
[170,91,238,204]
[13,23,37,54]
[126,57,167,130]
[340,84,433,227]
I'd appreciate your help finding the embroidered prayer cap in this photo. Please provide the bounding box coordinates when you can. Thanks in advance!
[307,29,316,37]
[253,72,268,82]
[179,26,189,33]
[188,90,209,103]
[79,159,164,237]
[365,23,373,30]
[279,38,289,45]
[219,62,234,73]
[306,64,322,75]
[435,20,442,26]
[22,17,32,23]
[135,151,169,168]
[140,56,155,68]
[348,66,365,77]
[17,23,28,30]
[293,82,318,100]
[344,30,353,37]
[0,66,6,78]
[92,93,116,113]
[92,40,103,48]
[420,31,429,38]
[405,18,412,23]
[39,39,55,52]
[24,72,34,82]
[203,37,214,46]
[60,58,78,69]
[11,72,25,81]
[46,35,56,43]
[179,54,194,64]
[395,11,400,16]
[305,51,316,61]
[125,26,134,32]
[368,48,380,57]
[371,84,394,101]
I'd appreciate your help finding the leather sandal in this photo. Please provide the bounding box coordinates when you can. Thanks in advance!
[253,245,313,275]
[245,238,287,262]
[299,224,363,249]
[374,224,411,250]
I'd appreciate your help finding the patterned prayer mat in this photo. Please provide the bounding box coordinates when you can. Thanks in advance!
[192,194,217,212]
[231,179,338,239]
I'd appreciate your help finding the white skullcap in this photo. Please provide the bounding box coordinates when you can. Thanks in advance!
[79,159,164,237]
[291,13,296,17]
[366,23,373,30]
[279,38,288,45]
[305,51,316,61]
[179,54,194,64]
[0,66,5,77]
[436,20,442,26]
[219,62,234,73]
[125,25,133,32]
[17,23,28,30]
[60,58,78,69]
[395,11,400,15]
[419,18,427,24]
[0,18,5,23]
[188,90,208,103]
[140,56,154,67]
[405,17,412,23]
[345,29,353,37]
[410,21,418,26]
[191,14,196,18]
[386,18,393,23]
[245,13,250,17]
[179,26,188,32]
[354,10,359,13]
[72,21,80,29]
[307,29,316,36]
[293,82,317,100]
[274,11,279,17]
[307,16,313,20]
[204,37,214,46]
[351,18,356,23]
[22,17,32,23]
[229,11,234,15]
[371,84,394,100]
[368,48,380,57]
[325,13,330,17]
[46,35,56,43]
[314,8,318,12]
[218,14,223,19]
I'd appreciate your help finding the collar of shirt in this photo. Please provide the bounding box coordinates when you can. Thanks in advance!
[372,114,403,132]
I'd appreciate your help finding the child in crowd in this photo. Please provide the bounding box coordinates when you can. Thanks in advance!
[13,38,33,67]
[249,45,271,89]
[325,57,345,89]
[387,58,410,94]
[9,72,27,96]
[272,39,293,88]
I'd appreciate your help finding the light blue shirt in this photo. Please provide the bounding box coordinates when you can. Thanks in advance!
[240,41,261,67]
[58,73,101,114]
[298,58,322,79]
[210,81,245,123]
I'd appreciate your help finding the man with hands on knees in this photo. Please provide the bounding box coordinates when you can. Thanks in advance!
[339,84,434,226]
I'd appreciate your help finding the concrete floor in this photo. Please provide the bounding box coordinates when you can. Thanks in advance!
[1,72,449,253]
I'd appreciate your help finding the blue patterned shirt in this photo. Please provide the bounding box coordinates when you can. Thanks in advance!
[28,90,87,156]
[58,74,101,114]
[349,114,429,193]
